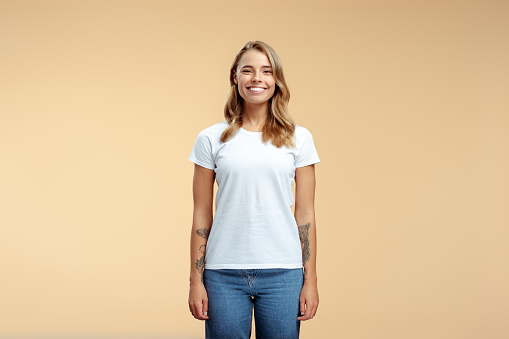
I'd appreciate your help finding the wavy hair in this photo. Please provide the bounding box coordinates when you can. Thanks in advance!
[220,41,296,148]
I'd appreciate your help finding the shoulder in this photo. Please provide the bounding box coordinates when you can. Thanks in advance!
[294,124,314,142]
[196,120,229,138]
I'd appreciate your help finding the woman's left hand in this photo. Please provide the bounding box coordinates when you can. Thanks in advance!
[297,279,319,320]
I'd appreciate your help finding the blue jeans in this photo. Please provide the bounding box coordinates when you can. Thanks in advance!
[203,268,304,339]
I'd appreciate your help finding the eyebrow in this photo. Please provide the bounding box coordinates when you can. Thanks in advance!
[240,65,272,69]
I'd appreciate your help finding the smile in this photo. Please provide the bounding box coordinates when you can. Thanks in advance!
[247,87,267,94]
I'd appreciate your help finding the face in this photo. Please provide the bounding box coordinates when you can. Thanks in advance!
[233,49,276,107]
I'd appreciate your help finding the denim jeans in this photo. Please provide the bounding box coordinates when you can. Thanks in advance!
[203,268,304,339]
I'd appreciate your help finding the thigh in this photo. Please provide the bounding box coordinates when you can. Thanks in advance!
[203,269,253,339]
[253,268,304,339]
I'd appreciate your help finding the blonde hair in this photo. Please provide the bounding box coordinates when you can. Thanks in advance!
[221,41,296,148]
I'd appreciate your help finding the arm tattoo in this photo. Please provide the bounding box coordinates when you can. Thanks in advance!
[196,244,206,283]
[196,227,210,239]
[195,229,209,283]
[298,222,311,276]
[195,255,205,283]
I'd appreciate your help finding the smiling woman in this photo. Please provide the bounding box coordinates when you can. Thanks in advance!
[188,41,320,339]
[220,41,293,142]
[234,51,276,108]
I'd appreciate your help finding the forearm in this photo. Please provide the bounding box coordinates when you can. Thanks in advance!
[189,214,213,285]
[295,213,317,283]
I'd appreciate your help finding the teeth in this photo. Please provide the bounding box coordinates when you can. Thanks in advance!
[249,87,265,92]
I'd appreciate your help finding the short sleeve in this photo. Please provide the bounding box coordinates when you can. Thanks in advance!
[188,129,215,170]
[295,127,320,168]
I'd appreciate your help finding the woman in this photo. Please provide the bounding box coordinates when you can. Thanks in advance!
[188,41,320,339]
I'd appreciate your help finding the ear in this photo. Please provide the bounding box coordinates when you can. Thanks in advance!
[233,70,237,84]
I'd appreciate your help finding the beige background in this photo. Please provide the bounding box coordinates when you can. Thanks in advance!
[1,0,508,338]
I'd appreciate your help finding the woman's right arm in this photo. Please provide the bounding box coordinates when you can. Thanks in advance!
[188,163,215,320]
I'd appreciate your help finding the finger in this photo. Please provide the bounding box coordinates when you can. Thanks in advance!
[299,298,306,318]
[297,314,309,320]
[310,303,318,318]
[297,312,311,321]
[297,302,310,321]
[313,304,318,317]
[190,302,198,318]
[196,302,207,320]
[202,297,209,319]
[192,301,206,320]
[304,303,316,321]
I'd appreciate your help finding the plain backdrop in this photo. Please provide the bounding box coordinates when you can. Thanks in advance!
[0,0,508,338]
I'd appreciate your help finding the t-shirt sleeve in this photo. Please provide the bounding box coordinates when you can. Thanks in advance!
[188,129,215,170]
[295,127,320,168]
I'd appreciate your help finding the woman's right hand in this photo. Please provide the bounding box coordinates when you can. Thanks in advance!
[188,282,209,320]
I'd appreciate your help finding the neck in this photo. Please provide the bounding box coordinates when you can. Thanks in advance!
[241,101,269,127]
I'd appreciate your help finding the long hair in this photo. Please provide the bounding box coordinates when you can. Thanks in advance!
[221,41,296,148]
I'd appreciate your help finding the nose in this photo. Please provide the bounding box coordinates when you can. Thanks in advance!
[252,71,262,82]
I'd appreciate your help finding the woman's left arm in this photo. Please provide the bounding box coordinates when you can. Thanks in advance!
[294,164,319,321]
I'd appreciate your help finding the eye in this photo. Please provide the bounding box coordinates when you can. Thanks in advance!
[242,70,251,73]
[263,70,273,74]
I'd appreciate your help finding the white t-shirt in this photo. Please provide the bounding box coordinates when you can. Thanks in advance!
[188,120,320,269]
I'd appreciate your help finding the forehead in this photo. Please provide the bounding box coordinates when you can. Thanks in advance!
[238,50,272,68]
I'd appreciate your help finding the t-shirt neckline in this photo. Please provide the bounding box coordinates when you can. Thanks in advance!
[239,127,262,135]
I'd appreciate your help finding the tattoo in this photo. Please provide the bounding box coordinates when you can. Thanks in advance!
[196,243,207,283]
[196,227,210,239]
[196,254,205,283]
[194,229,208,283]
[298,222,311,277]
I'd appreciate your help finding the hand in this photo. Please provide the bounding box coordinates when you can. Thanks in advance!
[297,280,319,321]
[188,282,209,320]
